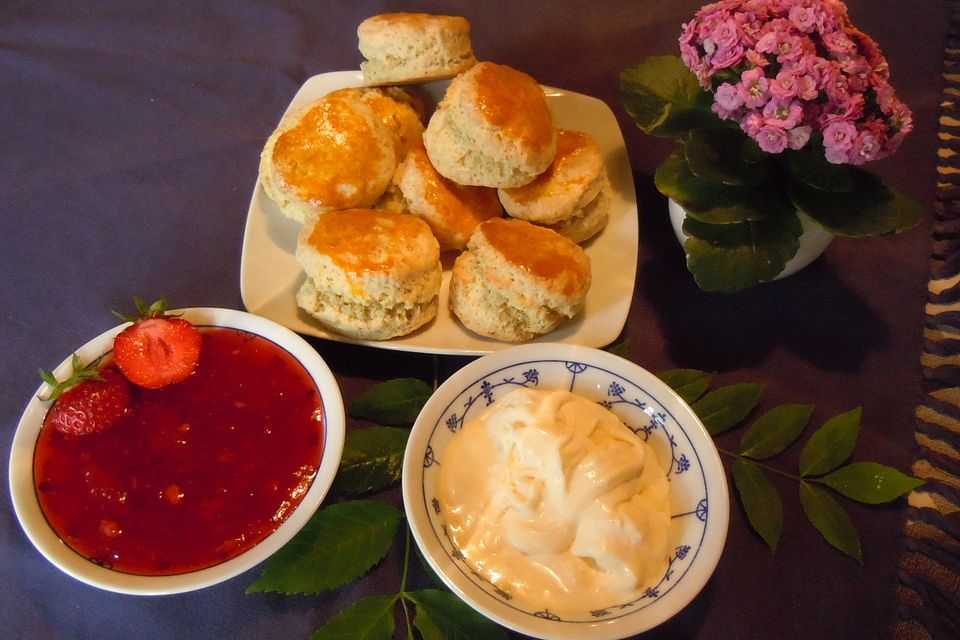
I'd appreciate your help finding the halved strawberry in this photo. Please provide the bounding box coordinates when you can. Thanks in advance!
[112,297,202,389]
[40,355,132,436]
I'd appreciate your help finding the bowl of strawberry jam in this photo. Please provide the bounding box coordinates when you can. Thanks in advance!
[9,307,345,595]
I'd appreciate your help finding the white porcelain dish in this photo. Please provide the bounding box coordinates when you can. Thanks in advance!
[240,71,639,356]
[402,343,728,640]
[8,307,345,595]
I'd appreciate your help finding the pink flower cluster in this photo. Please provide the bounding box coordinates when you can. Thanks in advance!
[679,0,912,164]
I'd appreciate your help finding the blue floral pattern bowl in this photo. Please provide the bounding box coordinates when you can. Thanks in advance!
[402,343,729,640]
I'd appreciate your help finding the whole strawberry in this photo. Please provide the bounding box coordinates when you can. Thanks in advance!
[40,355,132,436]
[113,297,202,389]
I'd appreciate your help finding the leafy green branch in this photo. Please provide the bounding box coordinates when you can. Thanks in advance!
[246,363,923,638]
[247,379,506,640]
[659,368,924,562]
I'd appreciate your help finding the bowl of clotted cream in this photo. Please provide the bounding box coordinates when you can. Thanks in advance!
[402,343,729,640]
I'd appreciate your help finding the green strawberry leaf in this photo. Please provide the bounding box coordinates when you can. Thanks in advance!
[620,55,714,137]
[816,462,924,504]
[684,128,769,186]
[408,590,508,640]
[247,500,404,595]
[310,594,398,640]
[789,168,923,237]
[799,481,862,563]
[331,426,409,496]
[692,382,765,435]
[739,404,814,460]
[732,457,783,551]
[657,368,715,404]
[350,378,433,426]
[798,408,861,477]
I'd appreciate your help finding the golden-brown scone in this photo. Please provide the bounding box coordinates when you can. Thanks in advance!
[295,209,441,340]
[379,143,503,251]
[259,91,397,222]
[423,62,557,188]
[498,129,611,243]
[327,87,425,162]
[449,218,591,341]
[358,13,478,86]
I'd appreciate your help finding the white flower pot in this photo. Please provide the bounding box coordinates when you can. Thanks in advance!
[667,199,834,281]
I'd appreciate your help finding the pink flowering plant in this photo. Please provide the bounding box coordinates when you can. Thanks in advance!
[621,0,921,292]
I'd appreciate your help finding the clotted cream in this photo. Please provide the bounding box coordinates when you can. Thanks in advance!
[438,387,671,612]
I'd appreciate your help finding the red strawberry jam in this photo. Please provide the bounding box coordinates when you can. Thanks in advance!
[33,327,325,576]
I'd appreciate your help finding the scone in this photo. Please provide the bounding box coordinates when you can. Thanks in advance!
[449,218,591,341]
[259,91,397,222]
[358,13,478,85]
[498,129,612,243]
[379,143,503,251]
[328,87,426,162]
[295,209,441,340]
[423,61,557,188]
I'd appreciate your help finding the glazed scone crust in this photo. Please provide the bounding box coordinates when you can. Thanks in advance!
[380,144,503,251]
[424,62,557,188]
[295,209,441,339]
[358,13,478,85]
[449,218,591,341]
[327,87,426,163]
[260,92,397,222]
[498,130,606,224]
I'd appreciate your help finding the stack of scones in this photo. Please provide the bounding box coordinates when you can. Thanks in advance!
[258,12,611,342]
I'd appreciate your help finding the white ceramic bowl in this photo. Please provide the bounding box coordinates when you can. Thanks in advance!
[403,343,729,640]
[8,307,345,595]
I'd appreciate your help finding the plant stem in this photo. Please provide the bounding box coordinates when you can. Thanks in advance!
[716,445,799,482]
[399,524,414,639]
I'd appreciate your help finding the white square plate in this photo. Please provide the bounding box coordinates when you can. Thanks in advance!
[240,71,638,356]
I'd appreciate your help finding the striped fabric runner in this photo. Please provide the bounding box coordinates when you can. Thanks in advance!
[895,7,960,639]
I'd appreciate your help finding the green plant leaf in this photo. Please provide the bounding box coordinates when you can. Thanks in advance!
[657,368,714,404]
[605,340,631,359]
[692,382,765,435]
[816,462,924,504]
[789,168,923,237]
[408,590,508,640]
[331,426,409,496]
[799,481,862,563]
[739,404,814,460]
[310,594,398,640]
[656,152,792,224]
[247,500,404,595]
[786,145,854,192]
[350,378,432,426]
[620,55,714,137]
[798,407,861,477]
[684,128,769,186]
[681,208,804,293]
[732,457,783,551]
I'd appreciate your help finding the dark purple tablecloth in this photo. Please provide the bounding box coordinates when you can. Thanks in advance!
[1,1,951,638]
